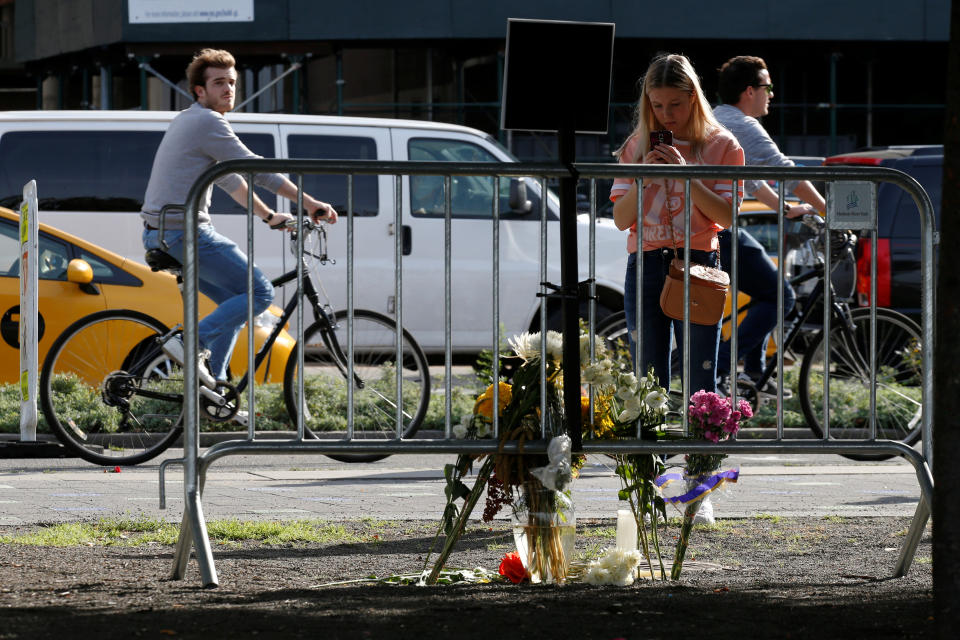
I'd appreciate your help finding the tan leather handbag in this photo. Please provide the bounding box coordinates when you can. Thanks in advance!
[659,258,729,326]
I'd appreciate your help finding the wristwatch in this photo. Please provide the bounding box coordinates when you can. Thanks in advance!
[263,213,274,225]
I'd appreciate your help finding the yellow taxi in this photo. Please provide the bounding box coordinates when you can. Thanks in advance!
[0,206,293,384]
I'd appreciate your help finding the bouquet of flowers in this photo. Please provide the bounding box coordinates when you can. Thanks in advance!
[582,335,671,580]
[425,330,578,585]
[664,390,752,579]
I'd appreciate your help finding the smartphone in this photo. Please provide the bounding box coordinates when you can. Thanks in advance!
[649,129,673,151]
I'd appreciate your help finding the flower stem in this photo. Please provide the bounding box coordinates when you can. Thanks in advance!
[670,499,700,580]
[425,457,496,585]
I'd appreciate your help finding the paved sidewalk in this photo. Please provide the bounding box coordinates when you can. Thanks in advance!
[0,451,923,525]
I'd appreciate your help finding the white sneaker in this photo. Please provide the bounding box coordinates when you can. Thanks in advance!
[738,372,793,399]
[162,335,217,388]
[693,498,715,525]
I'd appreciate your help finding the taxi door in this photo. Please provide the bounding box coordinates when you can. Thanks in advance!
[0,217,105,383]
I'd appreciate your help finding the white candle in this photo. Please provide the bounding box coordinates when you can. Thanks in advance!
[616,509,638,551]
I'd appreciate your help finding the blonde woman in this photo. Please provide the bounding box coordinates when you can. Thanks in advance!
[610,53,744,395]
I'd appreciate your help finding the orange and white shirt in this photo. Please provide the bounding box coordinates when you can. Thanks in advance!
[609,128,744,253]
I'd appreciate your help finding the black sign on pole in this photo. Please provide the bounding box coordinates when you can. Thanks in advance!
[501,18,615,451]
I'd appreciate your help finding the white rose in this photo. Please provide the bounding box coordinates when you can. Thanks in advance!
[476,420,491,438]
[644,390,668,410]
[452,423,468,439]
[617,372,638,392]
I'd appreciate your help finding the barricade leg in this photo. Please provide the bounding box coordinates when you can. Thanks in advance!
[894,462,934,577]
[171,464,218,586]
[170,510,193,580]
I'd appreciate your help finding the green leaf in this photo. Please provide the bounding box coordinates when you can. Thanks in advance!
[452,480,471,501]
[441,503,460,536]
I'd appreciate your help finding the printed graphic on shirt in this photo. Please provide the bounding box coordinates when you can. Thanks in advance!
[610,130,744,253]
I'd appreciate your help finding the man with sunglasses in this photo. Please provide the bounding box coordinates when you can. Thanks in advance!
[711,56,827,398]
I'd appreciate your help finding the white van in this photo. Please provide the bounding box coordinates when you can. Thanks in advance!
[0,110,627,354]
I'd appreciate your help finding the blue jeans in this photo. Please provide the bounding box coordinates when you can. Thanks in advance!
[143,224,274,381]
[716,228,796,378]
[623,248,720,395]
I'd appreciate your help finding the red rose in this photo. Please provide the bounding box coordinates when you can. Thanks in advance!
[499,551,528,584]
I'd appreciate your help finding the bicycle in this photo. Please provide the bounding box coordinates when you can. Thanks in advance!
[39,219,430,466]
[595,215,922,460]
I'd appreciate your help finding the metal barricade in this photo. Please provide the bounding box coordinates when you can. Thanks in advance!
[163,159,935,588]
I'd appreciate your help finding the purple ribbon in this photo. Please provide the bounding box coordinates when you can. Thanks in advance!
[654,469,740,505]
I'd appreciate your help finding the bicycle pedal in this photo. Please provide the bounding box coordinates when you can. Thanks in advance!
[199,386,226,405]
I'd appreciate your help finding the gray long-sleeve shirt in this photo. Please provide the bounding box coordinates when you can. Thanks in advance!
[140,102,285,229]
[713,103,799,197]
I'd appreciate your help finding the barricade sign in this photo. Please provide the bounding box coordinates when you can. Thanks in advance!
[828,180,876,230]
[19,180,38,441]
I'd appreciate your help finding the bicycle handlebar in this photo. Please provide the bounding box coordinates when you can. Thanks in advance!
[800,213,825,231]
[280,217,332,264]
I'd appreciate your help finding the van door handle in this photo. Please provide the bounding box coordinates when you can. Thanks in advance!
[389,223,412,255]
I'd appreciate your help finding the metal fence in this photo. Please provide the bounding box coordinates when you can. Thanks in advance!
[162,159,936,588]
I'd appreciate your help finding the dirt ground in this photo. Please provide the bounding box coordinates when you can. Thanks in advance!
[0,516,933,639]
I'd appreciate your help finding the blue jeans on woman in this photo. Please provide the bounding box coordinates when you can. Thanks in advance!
[143,224,274,381]
[716,228,796,380]
[623,247,720,395]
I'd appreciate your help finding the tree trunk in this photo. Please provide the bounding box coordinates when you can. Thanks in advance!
[935,3,960,635]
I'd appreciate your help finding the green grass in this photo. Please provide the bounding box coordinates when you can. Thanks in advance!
[693,519,738,533]
[1,371,474,435]
[0,516,178,546]
[0,516,380,547]
[579,526,617,539]
[206,519,367,545]
[752,513,782,524]
[822,515,848,523]
[3,356,921,439]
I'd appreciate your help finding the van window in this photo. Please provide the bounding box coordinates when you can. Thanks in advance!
[209,133,277,215]
[287,135,379,216]
[407,138,539,218]
[0,131,163,211]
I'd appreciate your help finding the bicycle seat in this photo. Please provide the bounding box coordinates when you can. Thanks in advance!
[145,249,182,273]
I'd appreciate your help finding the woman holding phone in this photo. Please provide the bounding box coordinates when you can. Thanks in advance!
[610,53,744,395]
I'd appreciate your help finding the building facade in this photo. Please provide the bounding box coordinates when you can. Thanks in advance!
[3,0,951,158]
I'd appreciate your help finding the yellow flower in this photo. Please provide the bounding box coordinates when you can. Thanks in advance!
[585,393,616,439]
[474,382,512,419]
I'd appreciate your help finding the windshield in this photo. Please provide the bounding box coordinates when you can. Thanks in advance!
[484,134,561,211]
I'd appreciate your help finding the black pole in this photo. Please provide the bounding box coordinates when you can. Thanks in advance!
[558,126,582,450]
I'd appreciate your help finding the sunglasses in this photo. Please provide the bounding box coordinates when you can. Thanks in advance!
[754,83,774,95]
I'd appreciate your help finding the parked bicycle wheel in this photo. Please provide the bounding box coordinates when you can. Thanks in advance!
[40,310,184,466]
[283,309,430,463]
[798,307,922,460]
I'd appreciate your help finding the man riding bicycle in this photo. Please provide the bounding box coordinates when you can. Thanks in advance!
[713,55,828,397]
[140,48,337,424]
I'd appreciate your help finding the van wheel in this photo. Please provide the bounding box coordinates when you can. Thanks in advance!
[544,303,614,334]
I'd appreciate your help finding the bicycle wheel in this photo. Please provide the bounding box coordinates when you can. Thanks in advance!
[40,310,184,466]
[283,309,430,463]
[798,307,922,460]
